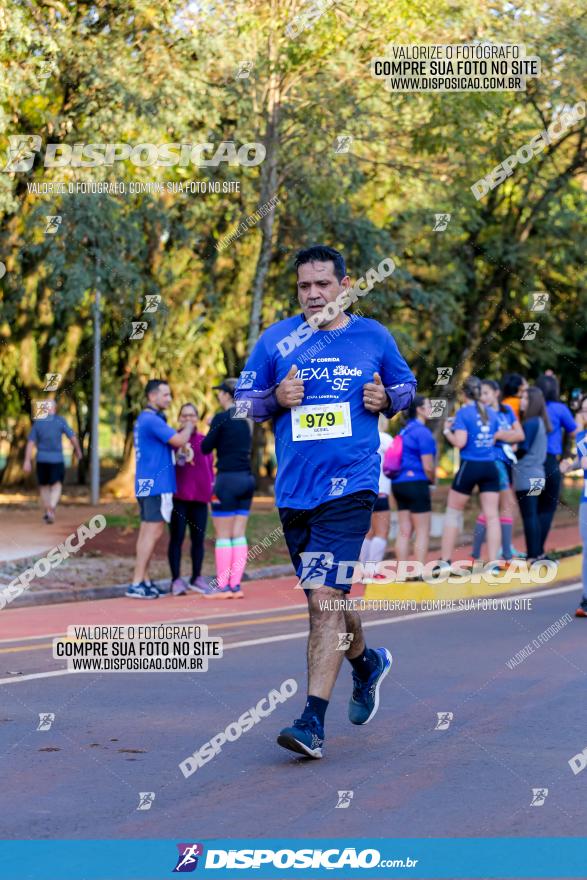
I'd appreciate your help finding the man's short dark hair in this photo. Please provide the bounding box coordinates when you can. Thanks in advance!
[294,245,346,282]
[145,379,169,398]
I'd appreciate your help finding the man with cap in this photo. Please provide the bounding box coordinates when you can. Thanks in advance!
[199,379,255,599]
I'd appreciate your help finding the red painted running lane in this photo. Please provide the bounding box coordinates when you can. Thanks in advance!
[0,577,367,640]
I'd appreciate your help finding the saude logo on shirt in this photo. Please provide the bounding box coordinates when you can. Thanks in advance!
[474,421,493,448]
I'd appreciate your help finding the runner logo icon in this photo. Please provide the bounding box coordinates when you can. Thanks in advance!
[530,292,549,311]
[530,788,548,806]
[136,792,155,810]
[429,399,447,417]
[528,478,545,496]
[129,321,148,340]
[521,322,539,341]
[336,632,354,651]
[143,294,161,313]
[435,711,453,730]
[233,400,252,419]
[433,213,451,231]
[137,478,154,497]
[434,367,453,385]
[37,713,55,731]
[43,372,62,391]
[239,370,256,389]
[2,134,42,172]
[32,400,53,420]
[335,790,354,808]
[173,843,204,872]
[329,477,348,496]
[298,551,334,587]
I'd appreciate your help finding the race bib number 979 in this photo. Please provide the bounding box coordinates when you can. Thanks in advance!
[291,402,352,441]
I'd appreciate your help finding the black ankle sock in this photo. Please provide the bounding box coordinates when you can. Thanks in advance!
[348,647,379,681]
[302,695,328,727]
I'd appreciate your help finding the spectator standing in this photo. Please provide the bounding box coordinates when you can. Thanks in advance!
[200,379,255,599]
[127,379,194,599]
[168,403,214,596]
[513,386,551,562]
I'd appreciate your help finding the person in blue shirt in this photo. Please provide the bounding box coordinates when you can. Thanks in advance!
[23,399,82,524]
[234,244,416,760]
[440,376,501,567]
[560,429,587,617]
[391,395,437,568]
[127,379,195,600]
[473,379,525,561]
[535,373,576,555]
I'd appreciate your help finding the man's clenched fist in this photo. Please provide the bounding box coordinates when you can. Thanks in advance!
[363,372,389,413]
[276,364,305,408]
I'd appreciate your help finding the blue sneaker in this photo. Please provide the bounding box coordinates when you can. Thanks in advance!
[348,648,393,725]
[277,715,324,759]
[202,584,232,599]
[148,580,170,596]
[125,582,159,599]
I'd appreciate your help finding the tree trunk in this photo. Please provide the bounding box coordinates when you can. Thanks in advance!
[245,22,281,354]
[1,414,33,485]
[102,397,136,498]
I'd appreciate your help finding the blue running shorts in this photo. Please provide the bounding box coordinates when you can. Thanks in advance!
[278,490,376,593]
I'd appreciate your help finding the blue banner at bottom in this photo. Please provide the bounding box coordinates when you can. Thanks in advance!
[0,838,585,879]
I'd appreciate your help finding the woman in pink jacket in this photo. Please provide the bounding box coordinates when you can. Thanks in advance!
[168,403,214,595]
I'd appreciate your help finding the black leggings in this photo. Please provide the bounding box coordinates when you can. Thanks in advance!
[537,453,561,555]
[168,499,208,581]
[516,491,542,559]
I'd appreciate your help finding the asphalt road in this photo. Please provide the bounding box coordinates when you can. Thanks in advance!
[0,579,585,841]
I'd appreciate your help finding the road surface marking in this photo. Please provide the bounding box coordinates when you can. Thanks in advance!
[0,612,310,654]
[0,581,580,686]
[0,602,308,644]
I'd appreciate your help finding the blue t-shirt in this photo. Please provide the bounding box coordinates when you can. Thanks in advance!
[546,401,576,455]
[452,403,500,461]
[133,408,176,497]
[392,419,436,483]
[28,415,75,463]
[576,429,587,505]
[493,404,517,463]
[235,314,416,509]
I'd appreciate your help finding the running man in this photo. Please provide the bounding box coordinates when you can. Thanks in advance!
[235,244,416,758]
[23,399,82,523]
[127,379,194,599]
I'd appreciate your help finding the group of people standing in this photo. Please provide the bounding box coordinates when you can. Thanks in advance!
[359,370,586,615]
[128,378,255,600]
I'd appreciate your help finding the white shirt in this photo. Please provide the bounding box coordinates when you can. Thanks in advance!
[378,432,393,494]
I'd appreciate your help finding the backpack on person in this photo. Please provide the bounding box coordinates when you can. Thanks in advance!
[383,430,405,479]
